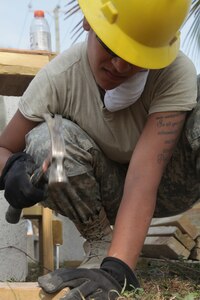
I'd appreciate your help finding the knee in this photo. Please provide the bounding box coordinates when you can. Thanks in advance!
[25,123,50,163]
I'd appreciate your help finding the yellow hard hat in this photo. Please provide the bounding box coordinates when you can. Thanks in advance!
[78,0,191,69]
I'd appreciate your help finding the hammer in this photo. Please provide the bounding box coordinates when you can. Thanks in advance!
[5,114,68,224]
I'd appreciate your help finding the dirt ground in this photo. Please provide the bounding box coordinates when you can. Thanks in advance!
[128,258,200,299]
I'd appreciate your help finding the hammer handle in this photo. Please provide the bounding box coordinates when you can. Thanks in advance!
[5,165,44,224]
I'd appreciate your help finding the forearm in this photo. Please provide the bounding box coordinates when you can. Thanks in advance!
[108,111,187,269]
[108,189,156,269]
[0,147,13,175]
[0,110,38,175]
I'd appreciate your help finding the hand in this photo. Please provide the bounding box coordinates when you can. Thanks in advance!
[38,257,140,300]
[0,152,45,208]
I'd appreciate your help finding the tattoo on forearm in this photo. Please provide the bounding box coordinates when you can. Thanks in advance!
[158,129,179,135]
[164,139,177,145]
[157,149,172,164]
[156,113,185,164]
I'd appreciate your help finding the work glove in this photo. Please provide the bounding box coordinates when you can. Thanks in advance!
[0,152,45,209]
[38,257,140,300]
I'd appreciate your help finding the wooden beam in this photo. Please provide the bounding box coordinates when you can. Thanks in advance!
[0,48,56,96]
[0,48,54,74]
[42,207,54,274]
[0,282,69,300]
[143,236,190,259]
[183,204,200,235]
[22,205,43,218]
[147,226,195,251]
[151,214,199,240]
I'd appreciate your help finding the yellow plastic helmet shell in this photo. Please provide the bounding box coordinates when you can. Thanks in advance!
[78,0,191,69]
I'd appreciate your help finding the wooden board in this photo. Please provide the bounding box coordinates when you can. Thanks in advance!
[183,205,200,235]
[150,214,198,240]
[195,236,200,248]
[189,236,200,260]
[147,226,195,251]
[190,247,200,260]
[142,236,190,259]
[22,205,43,218]
[0,48,55,96]
[0,282,69,300]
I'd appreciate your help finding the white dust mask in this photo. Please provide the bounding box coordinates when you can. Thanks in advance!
[104,70,149,112]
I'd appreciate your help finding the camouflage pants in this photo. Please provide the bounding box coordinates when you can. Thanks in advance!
[25,79,200,223]
[25,121,126,224]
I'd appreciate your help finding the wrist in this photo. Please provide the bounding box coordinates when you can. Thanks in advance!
[0,152,32,189]
[100,256,140,291]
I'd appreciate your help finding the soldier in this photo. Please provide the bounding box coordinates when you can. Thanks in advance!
[0,0,198,298]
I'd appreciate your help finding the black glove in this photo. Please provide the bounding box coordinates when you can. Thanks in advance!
[0,152,44,209]
[38,257,140,300]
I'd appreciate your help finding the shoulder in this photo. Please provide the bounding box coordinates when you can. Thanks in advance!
[142,51,197,113]
[43,42,88,76]
[148,51,197,85]
[28,41,91,92]
[167,51,197,78]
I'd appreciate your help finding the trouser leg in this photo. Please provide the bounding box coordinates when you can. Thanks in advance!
[25,118,126,225]
[25,118,127,268]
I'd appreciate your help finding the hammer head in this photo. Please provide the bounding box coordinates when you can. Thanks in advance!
[50,156,68,183]
[43,114,68,184]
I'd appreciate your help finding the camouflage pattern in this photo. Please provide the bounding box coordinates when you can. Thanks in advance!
[185,74,200,153]
[25,119,126,225]
[25,75,200,223]
[155,129,199,217]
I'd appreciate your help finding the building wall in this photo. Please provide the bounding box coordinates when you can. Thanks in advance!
[58,215,84,264]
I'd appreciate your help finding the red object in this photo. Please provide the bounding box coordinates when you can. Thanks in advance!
[34,10,45,18]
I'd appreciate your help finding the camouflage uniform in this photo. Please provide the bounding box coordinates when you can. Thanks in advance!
[25,75,200,224]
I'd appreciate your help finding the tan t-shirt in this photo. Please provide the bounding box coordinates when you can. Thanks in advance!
[19,42,197,163]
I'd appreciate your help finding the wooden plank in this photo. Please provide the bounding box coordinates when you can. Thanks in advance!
[22,205,43,218]
[0,282,69,300]
[0,48,53,54]
[0,49,54,73]
[142,236,190,259]
[42,207,54,274]
[147,226,195,251]
[190,236,200,260]
[0,49,56,96]
[181,234,196,251]
[195,236,200,248]
[189,248,200,261]
[183,206,200,235]
[150,214,198,239]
